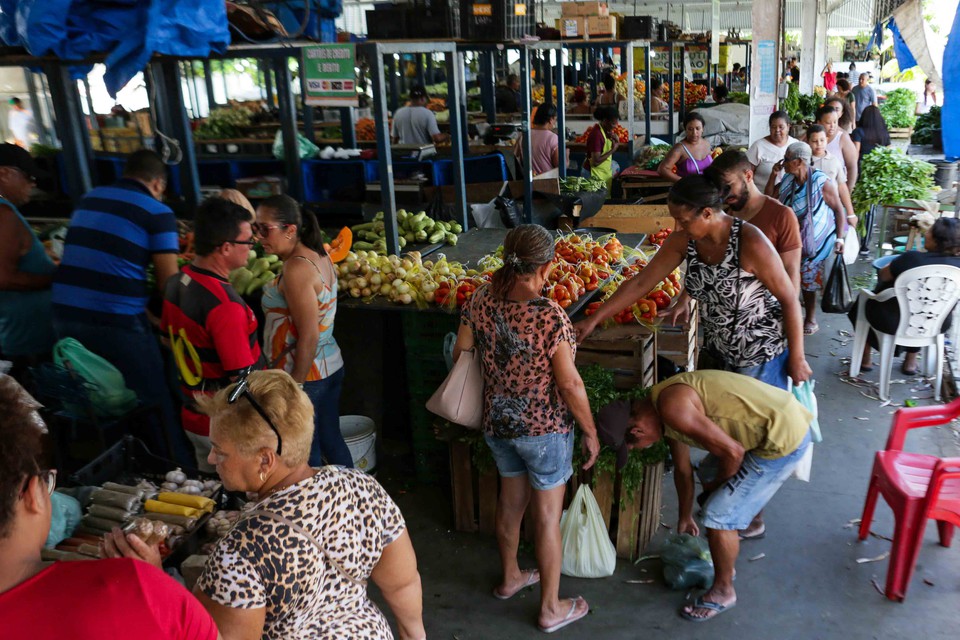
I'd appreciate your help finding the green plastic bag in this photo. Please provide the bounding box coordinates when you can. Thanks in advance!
[660,534,715,590]
[272,130,320,160]
[52,337,139,417]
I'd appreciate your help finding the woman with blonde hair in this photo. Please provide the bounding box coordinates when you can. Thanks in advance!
[454,224,600,634]
[106,369,425,640]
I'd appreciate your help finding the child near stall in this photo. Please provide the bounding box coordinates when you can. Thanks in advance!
[806,124,857,231]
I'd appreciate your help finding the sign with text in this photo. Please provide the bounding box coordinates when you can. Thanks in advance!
[302,44,357,107]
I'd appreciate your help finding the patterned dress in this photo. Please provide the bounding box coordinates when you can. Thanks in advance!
[685,219,786,368]
[460,285,576,439]
[778,169,837,292]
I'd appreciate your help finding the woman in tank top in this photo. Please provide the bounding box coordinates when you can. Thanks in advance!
[576,175,812,390]
[658,112,714,183]
[255,195,353,468]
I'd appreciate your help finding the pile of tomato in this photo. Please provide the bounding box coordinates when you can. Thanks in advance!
[648,228,673,247]
[573,124,630,145]
[584,263,683,325]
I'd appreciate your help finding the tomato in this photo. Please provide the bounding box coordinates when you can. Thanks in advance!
[650,290,671,310]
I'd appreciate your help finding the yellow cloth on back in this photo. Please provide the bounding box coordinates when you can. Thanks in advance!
[650,370,811,459]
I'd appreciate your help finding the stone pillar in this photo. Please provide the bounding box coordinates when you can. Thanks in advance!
[799,0,820,93]
[814,3,830,89]
[749,0,782,144]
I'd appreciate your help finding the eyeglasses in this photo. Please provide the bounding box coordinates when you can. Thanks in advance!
[227,372,283,455]
[20,469,57,498]
[252,222,287,236]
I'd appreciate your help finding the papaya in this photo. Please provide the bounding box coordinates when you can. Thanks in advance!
[326,227,352,263]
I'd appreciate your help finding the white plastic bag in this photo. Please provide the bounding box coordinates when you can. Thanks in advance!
[560,484,616,578]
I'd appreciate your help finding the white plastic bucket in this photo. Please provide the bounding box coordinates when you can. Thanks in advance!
[339,415,377,473]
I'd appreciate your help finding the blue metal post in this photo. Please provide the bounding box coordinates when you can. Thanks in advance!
[625,42,634,159]
[519,48,533,223]
[370,49,400,255]
[203,60,217,109]
[644,46,651,146]
[340,108,356,148]
[416,54,426,89]
[480,51,496,124]
[274,57,304,202]
[386,56,399,113]
[445,50,469,231]
[156,60,201,208]
[45,63,93,200]
[298,60,315,144]
[555,48,566,178]
[667,43,675,141]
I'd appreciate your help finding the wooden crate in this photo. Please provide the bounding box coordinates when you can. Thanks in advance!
[448,441,664,558]
[582,204,672,235]
[575,324,657,390]
[654,299,699,372]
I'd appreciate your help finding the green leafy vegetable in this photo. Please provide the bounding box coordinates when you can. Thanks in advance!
[728,92,750,105]
[911,106,941,145]
[194,107,254,140]
[879,88,917,129]
[851,147,935,221]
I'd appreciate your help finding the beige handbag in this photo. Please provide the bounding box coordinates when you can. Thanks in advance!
[426,348,484,429]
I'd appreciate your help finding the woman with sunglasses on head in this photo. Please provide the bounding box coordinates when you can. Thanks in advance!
[254,195,352,468]
[106,370,425,640]
[0,375,219,640]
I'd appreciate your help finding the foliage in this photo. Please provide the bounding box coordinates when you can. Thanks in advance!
[728,91,749,105]
[911,106,941,145]
[879,88,917,129]
[194,107,253,140]
[782,83,820,123]
[851,147,935,222]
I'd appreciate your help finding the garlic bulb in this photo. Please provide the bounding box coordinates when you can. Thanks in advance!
[165,468,187,484]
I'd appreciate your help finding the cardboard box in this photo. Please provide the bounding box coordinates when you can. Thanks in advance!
[561,2,580,17]
[578,1,609,17]
[555,17,584,37]
[587,15,616,35]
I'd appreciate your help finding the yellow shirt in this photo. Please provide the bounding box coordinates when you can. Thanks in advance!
[650,371,811,459]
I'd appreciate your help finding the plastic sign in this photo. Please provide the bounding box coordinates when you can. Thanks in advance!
[302,44,357,107]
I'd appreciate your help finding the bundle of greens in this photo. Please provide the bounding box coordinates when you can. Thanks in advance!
[194,107,253,140]
[851,147,935,222]
[878,88,917,129]
[911,106,941,145]
[560,176,607,193]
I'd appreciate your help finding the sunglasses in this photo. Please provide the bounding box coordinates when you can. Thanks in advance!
[252,222,287,236]
[20,469,57,498]
[227,372,283,455]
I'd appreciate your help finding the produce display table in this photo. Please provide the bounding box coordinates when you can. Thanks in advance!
[876,201,956,258]
[618,167,674,200]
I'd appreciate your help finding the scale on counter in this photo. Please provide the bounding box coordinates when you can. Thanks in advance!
[485,123,520,145]
[391,143,436,161]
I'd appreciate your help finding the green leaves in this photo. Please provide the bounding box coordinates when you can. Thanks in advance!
[194,107,254,141]
[912,106,941,145]
[879,88,917,129]
[851,147,935,217]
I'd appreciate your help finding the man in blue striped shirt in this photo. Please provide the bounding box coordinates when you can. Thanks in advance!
[52,150,192,466]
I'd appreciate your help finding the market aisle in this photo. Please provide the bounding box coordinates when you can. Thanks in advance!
[375,259,960,639]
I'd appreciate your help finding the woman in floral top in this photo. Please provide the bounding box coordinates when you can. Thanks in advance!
[454,225,600,634]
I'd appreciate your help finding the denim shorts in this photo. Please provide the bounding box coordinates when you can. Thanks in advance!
[484,430,574,491]
[695,432,811,530]
[733,348,789,391]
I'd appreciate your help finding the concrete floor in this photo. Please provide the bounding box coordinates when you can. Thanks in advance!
[374,258,960,640]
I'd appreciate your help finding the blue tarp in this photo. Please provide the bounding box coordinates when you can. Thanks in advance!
[944,4,960,159]
[0,0,229,97]
[887,18,919,71]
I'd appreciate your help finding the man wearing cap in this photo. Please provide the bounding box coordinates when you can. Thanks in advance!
[0,144,55,383]
[597,370,811,622]
[390,86,447,146]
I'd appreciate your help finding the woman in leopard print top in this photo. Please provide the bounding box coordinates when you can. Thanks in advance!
[108,370,425,640]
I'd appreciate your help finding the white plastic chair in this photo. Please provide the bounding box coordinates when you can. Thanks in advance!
[849,265,960,401]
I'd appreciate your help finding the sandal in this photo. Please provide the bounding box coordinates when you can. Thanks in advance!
[803,323,819,336]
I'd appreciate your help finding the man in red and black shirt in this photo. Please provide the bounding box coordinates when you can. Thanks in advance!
[162,197,263,469]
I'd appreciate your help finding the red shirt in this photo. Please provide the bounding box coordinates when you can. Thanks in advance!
[0,558,218,640]
[586,125,608,155]
[750,195,802,255]
[162,264,263,436]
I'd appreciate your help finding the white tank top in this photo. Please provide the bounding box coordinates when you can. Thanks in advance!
[825,132,848,181]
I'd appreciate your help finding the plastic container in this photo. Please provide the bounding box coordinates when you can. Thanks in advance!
[340,415,377,472]
[933,160,957,190]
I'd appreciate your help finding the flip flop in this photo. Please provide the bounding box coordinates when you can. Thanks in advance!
[900,365,918,376]
[539,596,589,633]
[803,323,820,336]
[738,523,766,540]
[860,365,875,372]
[680,596,737,622]
[493,569,540,600]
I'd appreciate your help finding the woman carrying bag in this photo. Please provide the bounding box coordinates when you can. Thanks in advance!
[452,224,600,634]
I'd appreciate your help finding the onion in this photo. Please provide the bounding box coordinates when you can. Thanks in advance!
[350,288,361,298]
[399,293,413,304]
[370,273,382,286]
[361,287,372,297]
[380,284,392,295]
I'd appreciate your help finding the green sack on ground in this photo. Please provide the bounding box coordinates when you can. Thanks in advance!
[272,130,320,160]
[52,337,139,417]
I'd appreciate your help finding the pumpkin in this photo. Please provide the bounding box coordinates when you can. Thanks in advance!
[325,227,352,263]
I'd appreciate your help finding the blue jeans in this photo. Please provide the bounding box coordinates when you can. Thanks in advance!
[484,430,574,491]
[302,367,352,467]
[53,313,195,469]
[696,432,812,530]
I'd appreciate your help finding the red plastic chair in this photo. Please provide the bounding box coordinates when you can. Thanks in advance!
[859,398,960,601]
